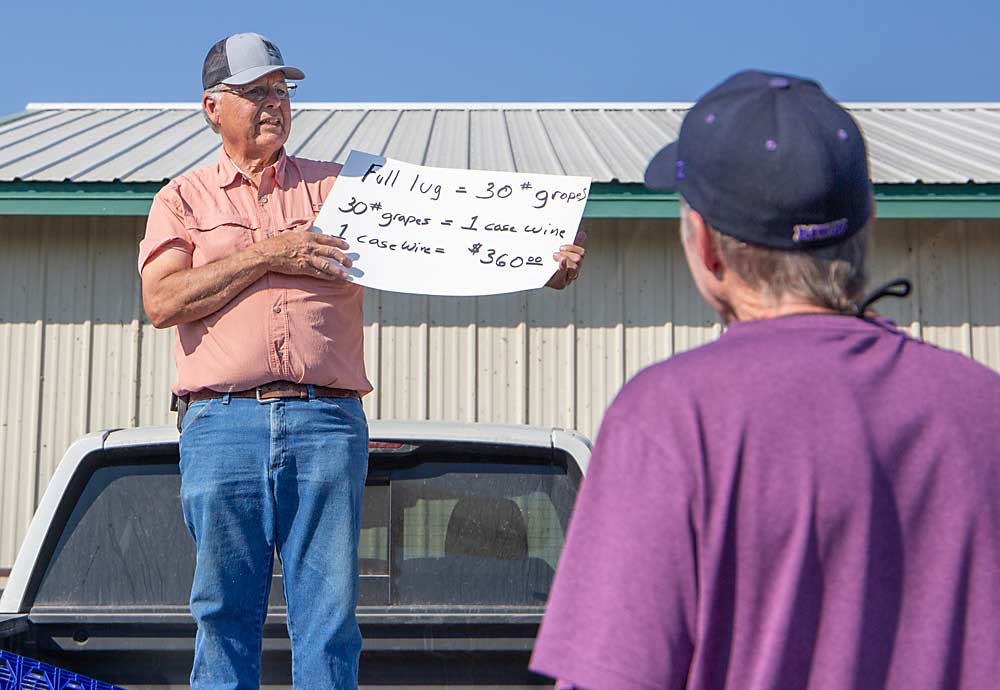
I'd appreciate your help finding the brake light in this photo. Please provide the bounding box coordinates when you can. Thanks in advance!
[368,441,405,449]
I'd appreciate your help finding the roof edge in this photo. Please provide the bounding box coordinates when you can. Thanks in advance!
[22,101,1000,112]
[0,110,35,126]
[25,102,698,112]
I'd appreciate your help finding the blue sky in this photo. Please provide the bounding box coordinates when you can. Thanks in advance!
[3,0,998,117]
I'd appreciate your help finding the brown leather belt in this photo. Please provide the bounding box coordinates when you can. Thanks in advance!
[186,381,359,404]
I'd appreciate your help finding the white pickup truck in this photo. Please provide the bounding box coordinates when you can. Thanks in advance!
[0,421,590,689]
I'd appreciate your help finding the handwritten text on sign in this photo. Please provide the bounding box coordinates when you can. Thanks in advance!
[313,151,591,296]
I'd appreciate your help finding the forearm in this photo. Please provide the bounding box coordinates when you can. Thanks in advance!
[145,247,270,328]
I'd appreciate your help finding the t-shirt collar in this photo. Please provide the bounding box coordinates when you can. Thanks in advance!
[723,312,900,336]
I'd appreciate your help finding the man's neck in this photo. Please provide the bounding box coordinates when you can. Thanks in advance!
[719,287,838,324]
[225,147,281,185]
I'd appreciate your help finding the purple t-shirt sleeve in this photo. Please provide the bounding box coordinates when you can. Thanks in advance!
[530,378,698,690]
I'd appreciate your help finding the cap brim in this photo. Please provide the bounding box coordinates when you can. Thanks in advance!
[644,142,680,191]
[221,64,306,86]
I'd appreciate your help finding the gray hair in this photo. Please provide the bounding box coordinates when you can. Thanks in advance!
[679,197,869,312]
[202,85,227,134]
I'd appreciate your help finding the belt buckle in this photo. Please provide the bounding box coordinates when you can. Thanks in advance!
[256,386,279,403]
[255,382,310,402]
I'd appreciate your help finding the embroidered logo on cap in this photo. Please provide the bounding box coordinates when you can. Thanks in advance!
[263,40,283,62]
[792,218,849,243]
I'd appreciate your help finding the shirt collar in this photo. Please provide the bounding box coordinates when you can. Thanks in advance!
[273,149,291,189]
[215,148,291,189]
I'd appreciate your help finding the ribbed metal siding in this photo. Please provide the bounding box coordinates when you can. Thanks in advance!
[2,217,1000,569]
[0,215,147,570]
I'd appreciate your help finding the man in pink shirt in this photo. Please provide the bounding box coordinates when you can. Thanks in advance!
[139,33,585,690]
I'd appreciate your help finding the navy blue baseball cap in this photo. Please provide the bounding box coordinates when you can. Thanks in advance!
[645,70,872,249]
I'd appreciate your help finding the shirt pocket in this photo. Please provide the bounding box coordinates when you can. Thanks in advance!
[184,213,255,266]
[276,217,314,235]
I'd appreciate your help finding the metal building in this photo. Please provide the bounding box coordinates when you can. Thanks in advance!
[1,102,999,577]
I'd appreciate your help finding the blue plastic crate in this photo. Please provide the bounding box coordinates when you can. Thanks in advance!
[0,651,123,690]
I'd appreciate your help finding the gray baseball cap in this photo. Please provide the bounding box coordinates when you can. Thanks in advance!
[202,33,305,89]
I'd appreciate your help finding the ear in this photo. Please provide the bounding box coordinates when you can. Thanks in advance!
[686,207,723,277]
[203,93,222,128]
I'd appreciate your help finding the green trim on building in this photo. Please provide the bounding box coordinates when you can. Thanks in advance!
[1,181,1000,219]
[0,182,165,216]
[869,183,1000,219]
[585,183,679,218]
[585,183,1000,219]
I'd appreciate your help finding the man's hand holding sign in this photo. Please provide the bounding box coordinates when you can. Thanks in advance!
[313,151,590,296]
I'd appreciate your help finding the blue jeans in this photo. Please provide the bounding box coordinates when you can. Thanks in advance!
[179,391,369,690]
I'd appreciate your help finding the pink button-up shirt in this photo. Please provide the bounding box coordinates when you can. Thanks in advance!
[139,148,372,397]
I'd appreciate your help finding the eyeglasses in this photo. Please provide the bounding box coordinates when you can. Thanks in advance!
[219,82,297,103]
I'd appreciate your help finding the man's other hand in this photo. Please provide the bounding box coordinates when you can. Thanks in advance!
[546,230,587,290]
[258,230,352,280]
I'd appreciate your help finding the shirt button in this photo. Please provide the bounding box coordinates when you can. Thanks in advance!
[273,306,282,314]
[260,196,269,204]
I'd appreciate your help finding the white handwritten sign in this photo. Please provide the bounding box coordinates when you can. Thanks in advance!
[313,151,591,296]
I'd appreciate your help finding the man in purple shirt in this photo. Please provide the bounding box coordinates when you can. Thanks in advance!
[530,70,1000,690]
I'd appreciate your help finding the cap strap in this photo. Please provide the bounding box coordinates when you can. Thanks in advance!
[849,278,912,317]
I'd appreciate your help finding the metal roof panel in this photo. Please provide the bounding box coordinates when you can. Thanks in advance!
[292,110,367,162]
[505,109,565,175]
[424,109,469,169]
[1,103,997,184]
[469,109,516,172]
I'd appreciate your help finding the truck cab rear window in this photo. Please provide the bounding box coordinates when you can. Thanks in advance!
[31,447,577,610]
